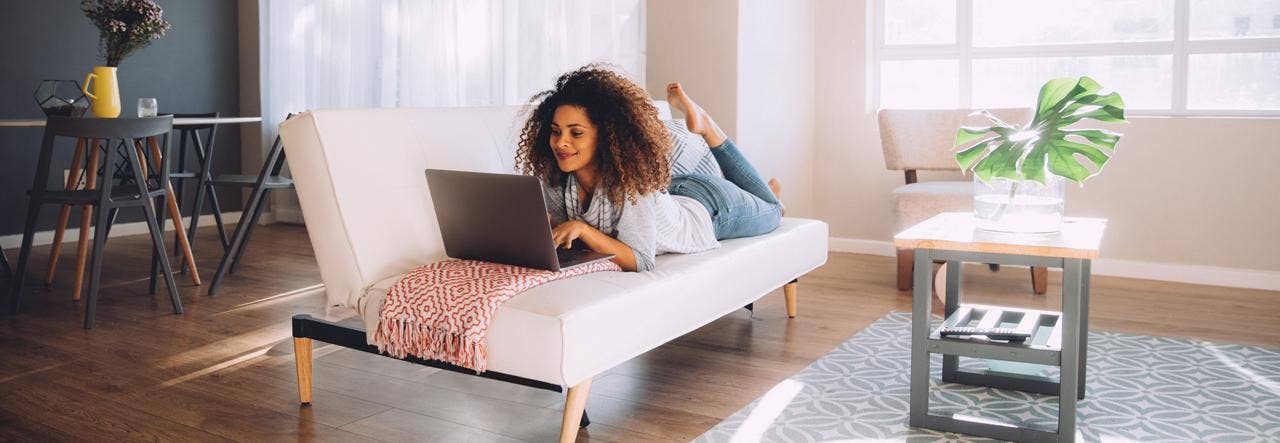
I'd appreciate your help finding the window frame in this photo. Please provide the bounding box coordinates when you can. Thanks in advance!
[869,0,1280,117]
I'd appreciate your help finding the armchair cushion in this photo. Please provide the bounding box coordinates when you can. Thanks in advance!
[891,181,971,233]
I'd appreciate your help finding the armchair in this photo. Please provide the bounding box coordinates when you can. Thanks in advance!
[877,108,1048,294]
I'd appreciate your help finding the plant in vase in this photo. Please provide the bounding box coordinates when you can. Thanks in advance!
[954,76,1126,233]
[80,0,171,118]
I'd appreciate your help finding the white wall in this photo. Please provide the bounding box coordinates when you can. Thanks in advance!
[737,0,817,217]
[648,0,818,217]
[646,0,739,139]
[813,1,1280,278]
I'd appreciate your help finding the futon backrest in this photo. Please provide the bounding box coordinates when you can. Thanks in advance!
[279,102,674,308]
[877,108,1032,171]
[279,107,526,307]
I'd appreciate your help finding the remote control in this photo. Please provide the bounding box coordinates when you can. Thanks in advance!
[938,326,1031,341]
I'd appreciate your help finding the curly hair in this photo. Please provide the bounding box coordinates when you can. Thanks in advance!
[516,64,671,206]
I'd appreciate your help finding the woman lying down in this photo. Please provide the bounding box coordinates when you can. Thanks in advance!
[516,65,785,272]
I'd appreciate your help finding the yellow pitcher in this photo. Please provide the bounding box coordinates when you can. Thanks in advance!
[82,66,121,118]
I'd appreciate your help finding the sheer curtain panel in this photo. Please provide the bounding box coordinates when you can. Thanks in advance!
[259,0,646,222]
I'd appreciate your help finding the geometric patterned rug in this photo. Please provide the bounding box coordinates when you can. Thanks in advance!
[696,311,1280,442]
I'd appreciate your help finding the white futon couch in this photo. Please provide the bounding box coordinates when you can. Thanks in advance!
[278,104,828,442]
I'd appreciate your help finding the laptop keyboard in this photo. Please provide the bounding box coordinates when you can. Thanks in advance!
[557,248,592,262]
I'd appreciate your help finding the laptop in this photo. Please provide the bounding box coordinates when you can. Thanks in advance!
[424,169,615,272]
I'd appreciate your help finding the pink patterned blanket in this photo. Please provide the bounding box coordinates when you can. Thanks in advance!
[372,259,620,372]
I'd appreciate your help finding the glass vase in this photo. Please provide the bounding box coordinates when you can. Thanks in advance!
[973,174,1066,233]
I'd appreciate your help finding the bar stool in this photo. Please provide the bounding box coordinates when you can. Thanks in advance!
[169,112,230,273]
[9,116,183,329]
[205,114,295,295]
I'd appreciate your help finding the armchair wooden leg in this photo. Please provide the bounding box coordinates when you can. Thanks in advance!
[784,281,798,318]
[1031,266,1048,295]
[559,378,591,443]
[896,248,914,291]
[294,337,313,405]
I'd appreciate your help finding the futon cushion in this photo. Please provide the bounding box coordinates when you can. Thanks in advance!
[359,217,828,386]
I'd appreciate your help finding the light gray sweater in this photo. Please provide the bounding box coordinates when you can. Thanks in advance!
[543,178,719,272]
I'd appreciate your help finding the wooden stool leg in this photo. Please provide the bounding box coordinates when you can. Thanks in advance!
[784,281,798,318]
[294,337,313,404]
[1031,266,1048,295]
[148,137,201,285]
[896,248,914,291]
[45,138,86,285]
[559,378,591,443]
[72,140,102,301]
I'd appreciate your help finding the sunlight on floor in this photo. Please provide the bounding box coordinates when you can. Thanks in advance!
[157,284,324,375]
[221,283,324,313]
[153,284,343,389]
[159,345,273,388]
[729,378,804,443]
[1206,342,1280,397]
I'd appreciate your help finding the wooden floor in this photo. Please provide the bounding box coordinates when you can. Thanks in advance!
[1,224,1276,442]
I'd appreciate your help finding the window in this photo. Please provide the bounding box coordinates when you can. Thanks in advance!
[871,0,1280,115]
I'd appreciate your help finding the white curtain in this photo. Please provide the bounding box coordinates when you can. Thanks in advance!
[259,0,646,222]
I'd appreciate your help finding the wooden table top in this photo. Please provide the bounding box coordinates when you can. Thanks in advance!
[0,116,262,127]
[893,212,1107,259]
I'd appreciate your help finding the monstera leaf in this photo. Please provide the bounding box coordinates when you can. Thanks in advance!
[955,76,1125,185]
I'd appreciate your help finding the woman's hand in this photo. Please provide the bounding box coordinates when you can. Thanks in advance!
[550,219,638,271]
[551,220,596,249]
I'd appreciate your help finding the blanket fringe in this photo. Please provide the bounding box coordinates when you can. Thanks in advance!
[372,316,487,371]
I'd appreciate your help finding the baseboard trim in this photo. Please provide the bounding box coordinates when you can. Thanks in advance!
[269,207,305,224]
[829,237,898,257]
[2,211,243,250]
[829,236,1280,292]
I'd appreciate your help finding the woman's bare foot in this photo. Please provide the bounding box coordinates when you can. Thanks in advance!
[769,178,786,216]
[667,82,727,147]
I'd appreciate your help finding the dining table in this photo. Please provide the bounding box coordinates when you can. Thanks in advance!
[1,115,262,299]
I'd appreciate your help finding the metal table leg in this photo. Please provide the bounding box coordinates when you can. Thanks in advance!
[941,260,962,382]
[1058,258,1084,441]
[1079,259,1090,399]
[908,248,933,429]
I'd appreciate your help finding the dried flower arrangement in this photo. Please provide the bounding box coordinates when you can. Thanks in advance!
[81,0,171,67]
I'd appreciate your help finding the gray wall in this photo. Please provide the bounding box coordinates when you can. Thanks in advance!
[0,0,242,236]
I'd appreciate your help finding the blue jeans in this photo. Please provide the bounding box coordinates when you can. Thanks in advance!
[669,139,782,240]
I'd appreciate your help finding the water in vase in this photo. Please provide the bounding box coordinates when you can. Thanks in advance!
[973,175,1066,233]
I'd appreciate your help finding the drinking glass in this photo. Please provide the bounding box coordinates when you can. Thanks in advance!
[137,98,158,117]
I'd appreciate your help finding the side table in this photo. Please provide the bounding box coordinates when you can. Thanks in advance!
[894,212,1106,443]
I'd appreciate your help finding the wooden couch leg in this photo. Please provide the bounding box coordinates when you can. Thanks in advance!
[294,337,313,405]
[560,378,592,443]
[1031,266,1048,295]
[784,281,798,318]
[896,249,913,291]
